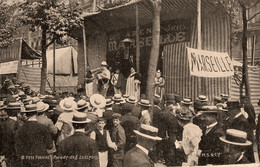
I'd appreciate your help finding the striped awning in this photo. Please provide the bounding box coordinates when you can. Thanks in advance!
[83,0,225,34]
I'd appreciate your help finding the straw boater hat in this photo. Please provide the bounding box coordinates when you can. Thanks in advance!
[196,110,219,116]
[0,101,5,110]
[138,99,151,107]
[112,94,123,102]
[220,94,229,99]
[123,94,129,99]
[90,94,106,109]
[59,98,77,111]
[101,61,108,66]
[105,99,114,107]
[32,97,41,104]
[76,99,89,111]
[6,102,21,110]
[181,98,192,105]
[23,96,32,105]
[196,95,208,102]
[220,129,252,146]
[22,104,38,113]
[126,96,136,104]
[134,124,162,141]
[37,102,49,113]
[71,112,91,124]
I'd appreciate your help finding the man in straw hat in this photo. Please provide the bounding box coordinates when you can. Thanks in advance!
[55,112,99,167]
[0,102,19,166]
[220,129,252,164]
[123,124,162,167]
[16,104,53,167]
[197,110,225,165]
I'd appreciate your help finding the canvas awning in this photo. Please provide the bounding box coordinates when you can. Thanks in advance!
[21,40,41,59]
[82,0,224,35]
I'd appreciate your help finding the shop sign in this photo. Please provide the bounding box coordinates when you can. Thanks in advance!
[107,18,191,51]
[187,47,234,77]
[0,60,18,75]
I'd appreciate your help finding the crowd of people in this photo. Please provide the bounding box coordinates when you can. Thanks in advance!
[0,62,259,167]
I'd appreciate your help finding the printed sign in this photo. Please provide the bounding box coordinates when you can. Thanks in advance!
[0,60,18,74]
[187,47,234,77]
[107,19,191,51]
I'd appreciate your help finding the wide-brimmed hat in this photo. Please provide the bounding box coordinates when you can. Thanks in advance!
[196,95,208,102]
[22,104,38,113]
[126,96,136,104]
[76,99,89,111]
[101,61,108,66]
[90,94,106,109]
[220,129,252,146]
[59,98,77,111]
[6,102,21,110]
[134,124,162,141]
[37,102,49,113]
[220,94,229,99]
[105,99,114,107]
[71,112,91,124]
[181,98,192,105]
[176,108,193,121]
[23,96,32,104]
[112,94,123,102]
[138,99,151,107]
[32,97,41,104]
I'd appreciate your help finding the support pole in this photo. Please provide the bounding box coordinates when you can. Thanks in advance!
[83,23,88,68]
[136,4,140,73]
[53,40,56,92]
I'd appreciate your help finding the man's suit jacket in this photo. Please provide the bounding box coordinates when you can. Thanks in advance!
[123,146,154,167]
[131,105,141,119]
[0,118,18,159]
[37,114,58,135]
[152,105,161,128]
[198,123,225,166]
[121,113,139,138]
[55,131,99,167]
[244,102,256,129]
[16,121,53,167]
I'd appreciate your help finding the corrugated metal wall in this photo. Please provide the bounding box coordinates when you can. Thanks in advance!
[163,14,231,103]
[231,67,260,114]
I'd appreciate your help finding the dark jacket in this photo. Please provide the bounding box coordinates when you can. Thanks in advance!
[152,105,161,128]
[55,131,99,167]
[123,146,154,167]
[16,121,53,167]
[244,102,256,130]
[131,105,141,119]
[110,124,126,160]
[0,118,18,159]
[198,123,225,166]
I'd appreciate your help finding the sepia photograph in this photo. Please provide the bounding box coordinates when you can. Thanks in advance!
[0,0,260,166]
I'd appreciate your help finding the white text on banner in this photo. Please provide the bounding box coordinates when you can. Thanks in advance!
[187,47,234,77]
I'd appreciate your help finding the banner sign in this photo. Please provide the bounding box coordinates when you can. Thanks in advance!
[187,47,234,77]
[0,60,18,75]
[107,18,191,52]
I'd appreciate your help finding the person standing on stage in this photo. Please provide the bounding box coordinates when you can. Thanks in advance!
[97,61,111,98]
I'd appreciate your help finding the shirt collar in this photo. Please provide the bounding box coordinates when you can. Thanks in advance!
[206,121,217,129]
[236,153,244,163]
[28,117,37,122]
[9,116,17,121]
[136,144,149,155]
[75,129,85,133]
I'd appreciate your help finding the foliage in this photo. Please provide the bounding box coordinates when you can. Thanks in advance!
[0,2,20,48]
[18,0,83,46]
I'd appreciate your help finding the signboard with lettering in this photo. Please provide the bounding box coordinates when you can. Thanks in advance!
[187,47,234,77]
[107,19,191,52]
[0,60,18,75]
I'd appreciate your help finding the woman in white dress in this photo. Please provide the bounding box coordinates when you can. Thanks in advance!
[126,67,140,101]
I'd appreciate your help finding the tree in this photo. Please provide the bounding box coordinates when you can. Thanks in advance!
[146,0,161,106]
[0,1,20,48]
[211,0,260,102]
[18,0,83,94]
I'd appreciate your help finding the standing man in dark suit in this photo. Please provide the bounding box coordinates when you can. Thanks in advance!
[197,110,225,165]
[55,112,99,167]
[123,124,162,167]
[16,104,53,167]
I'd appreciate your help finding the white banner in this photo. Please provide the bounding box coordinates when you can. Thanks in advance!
[0,60,18,75]
[187,47,234,77]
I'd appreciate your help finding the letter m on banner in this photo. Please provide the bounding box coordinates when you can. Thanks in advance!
[187,47,234,77]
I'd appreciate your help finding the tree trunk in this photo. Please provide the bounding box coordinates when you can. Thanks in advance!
[146,0,161,106]
[40,27,47,94]
[240,4,251,102]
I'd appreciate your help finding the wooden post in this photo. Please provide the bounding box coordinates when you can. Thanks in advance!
[53,40,56,91]
[83,23,88,68]
[136,4,140,73]
[16,38,23,82]
[251,35,255,66]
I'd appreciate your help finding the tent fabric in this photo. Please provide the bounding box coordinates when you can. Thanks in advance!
[47,46,78,75]
[21,40,41,59]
